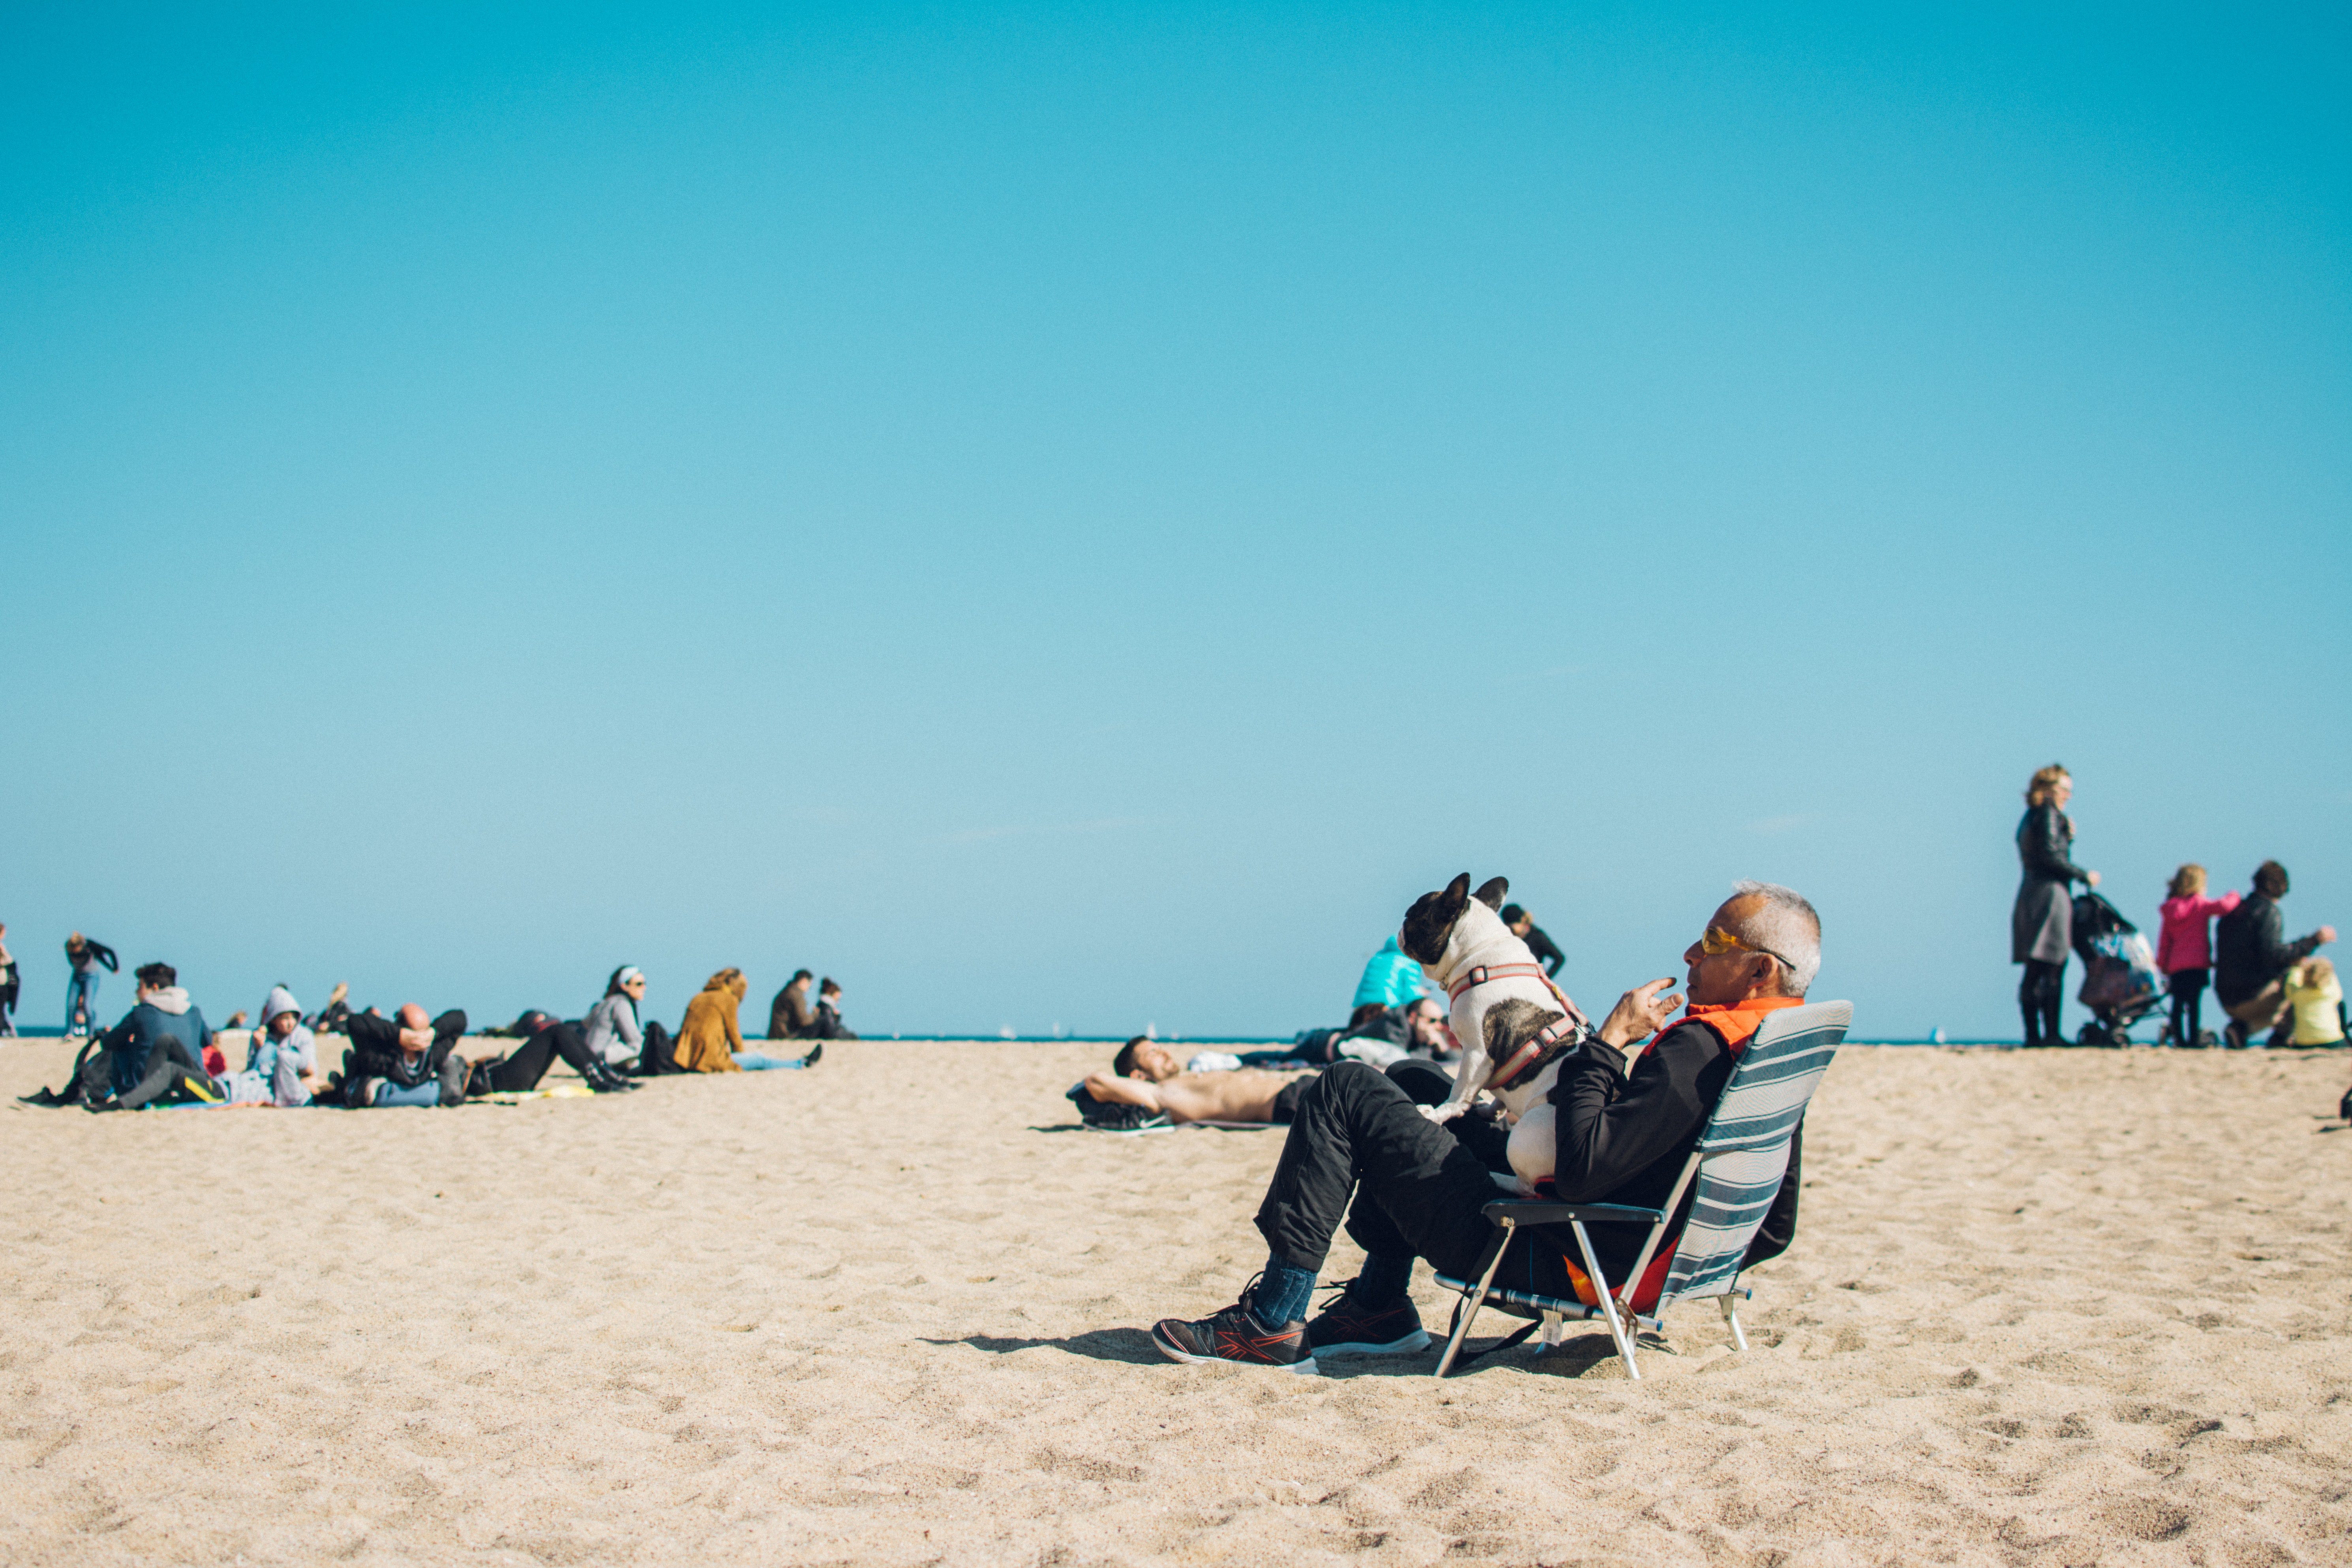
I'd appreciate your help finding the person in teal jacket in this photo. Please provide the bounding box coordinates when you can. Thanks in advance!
[1352,936,1429,1011]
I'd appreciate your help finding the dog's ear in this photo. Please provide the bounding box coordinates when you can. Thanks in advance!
[1473,876,1509,911]
[1400,874,1473,964]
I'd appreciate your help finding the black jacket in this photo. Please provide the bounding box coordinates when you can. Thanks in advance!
[2213,896,2323,1007]
[1521,923,1566,978]
[70,939,120,973]
[340,1010,467,1099]
[1545,1018,1801,1276]
[2015,804,2087,886]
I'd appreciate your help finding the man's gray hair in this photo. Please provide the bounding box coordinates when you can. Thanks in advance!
[1731,880,1821,996]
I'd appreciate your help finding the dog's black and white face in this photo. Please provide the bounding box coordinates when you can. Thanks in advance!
[1400,872,1510,967]
[1401,872,1579,1123]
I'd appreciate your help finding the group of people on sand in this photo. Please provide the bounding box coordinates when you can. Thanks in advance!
[16,954,851,1112]
[2011,763,2339,1049]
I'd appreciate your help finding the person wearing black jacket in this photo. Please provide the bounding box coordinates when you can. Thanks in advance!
[2215,862,2336,1050]
[333,1005,470,1106]
[2011,765,2099,1047]
[63,932,119,1039]
[1500,905,1566,979]
[1148,882,1821,1372]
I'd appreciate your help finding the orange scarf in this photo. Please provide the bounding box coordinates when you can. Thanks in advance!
[1672,994,1804,1055]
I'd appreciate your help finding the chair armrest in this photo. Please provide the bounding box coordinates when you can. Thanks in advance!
[1481,1199,1662,1226]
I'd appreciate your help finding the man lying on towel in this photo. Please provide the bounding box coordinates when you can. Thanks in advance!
[1081,1037,1318,1125]
[1146,881,1820,1371]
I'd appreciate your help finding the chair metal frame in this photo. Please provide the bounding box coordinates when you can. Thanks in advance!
[1431,999,1850,1380]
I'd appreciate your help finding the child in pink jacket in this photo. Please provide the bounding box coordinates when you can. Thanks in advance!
[2157,864,2241,1046]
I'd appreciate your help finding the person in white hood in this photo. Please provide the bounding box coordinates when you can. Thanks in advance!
[227,986,318,1106]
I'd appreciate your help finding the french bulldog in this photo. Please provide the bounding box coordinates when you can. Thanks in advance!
[1400,873,1591,1194]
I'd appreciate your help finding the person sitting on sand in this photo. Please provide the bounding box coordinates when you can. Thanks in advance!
[1082,1037,1319,1125]
[669,969,753,1072]
[332,1004,470,1106]
[808,978,858,1041]
[768,970,815,1039]
[1146,881,1819,1372]
[587,965,676,1074]
[225,986,319,1106]
[1244,998,1454,1070]
[85,961,222,1112]
[2284,958,2346,1047]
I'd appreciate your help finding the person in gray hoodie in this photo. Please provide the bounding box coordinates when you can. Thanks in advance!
[227,986,318,1106]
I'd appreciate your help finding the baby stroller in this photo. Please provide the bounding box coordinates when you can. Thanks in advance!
[2070,890,2163,1046]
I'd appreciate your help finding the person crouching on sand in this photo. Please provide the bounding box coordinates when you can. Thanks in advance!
[1145,881,1820,1373]
[227,986,318,1106]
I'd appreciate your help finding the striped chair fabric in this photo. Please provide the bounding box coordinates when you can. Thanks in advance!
[1657,1000,1850,1304]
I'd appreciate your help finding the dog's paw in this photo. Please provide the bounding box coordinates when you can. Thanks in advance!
[1419,1102,1463,1125]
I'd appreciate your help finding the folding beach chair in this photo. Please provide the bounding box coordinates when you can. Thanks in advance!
[1431,999,1850,1381]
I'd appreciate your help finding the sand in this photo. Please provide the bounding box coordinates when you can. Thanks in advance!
[1,1035,2346,1567]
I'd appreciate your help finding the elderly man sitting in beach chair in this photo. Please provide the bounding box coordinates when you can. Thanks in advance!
[1147,881,1821,1373]
[1080,1038,1321,1127]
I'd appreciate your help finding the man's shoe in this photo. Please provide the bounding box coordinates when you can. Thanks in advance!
[1305,1286,1431,1358]
[1150,1298,1317,1374]
[800,1042,823,1068]
[2222,1020,2249,1051]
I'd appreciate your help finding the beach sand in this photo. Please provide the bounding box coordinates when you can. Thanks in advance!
[1,1037,2346,1566]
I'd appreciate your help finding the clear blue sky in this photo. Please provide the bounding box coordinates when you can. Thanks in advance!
[3,4,2345,1041]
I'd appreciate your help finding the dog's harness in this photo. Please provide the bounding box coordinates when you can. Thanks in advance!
[1444,963,1592,1091]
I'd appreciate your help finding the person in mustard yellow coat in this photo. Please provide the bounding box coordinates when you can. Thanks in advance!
[673,969,749,1072]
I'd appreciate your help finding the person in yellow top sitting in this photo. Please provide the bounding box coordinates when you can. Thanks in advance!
[2285,958,2346,1046]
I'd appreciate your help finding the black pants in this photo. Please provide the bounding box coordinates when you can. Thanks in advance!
[2019,959,2065,1046]
[118,1035,215,1110]
[2166,968,2208,1044]
[487,1022,603,1092]
[1253,1060,1580,1290]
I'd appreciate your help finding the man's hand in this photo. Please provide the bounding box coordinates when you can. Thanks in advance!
[2085,869,2101,888]
[1595,978,1684,1051]
[397,1025,436,1054]
[1082,1072,1163,1111]
[2319,925,2338,945]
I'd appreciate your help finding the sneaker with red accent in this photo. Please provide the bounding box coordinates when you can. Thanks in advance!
[1150,1293,1318,1374]
[1305,1284,1430,1358]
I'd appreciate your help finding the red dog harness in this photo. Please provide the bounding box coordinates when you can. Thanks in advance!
[1445,963,1588,1090]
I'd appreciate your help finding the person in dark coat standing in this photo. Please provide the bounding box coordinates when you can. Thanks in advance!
[2012,763,2100,1047]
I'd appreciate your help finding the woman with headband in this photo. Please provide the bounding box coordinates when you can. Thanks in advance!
[586,965,670,1076]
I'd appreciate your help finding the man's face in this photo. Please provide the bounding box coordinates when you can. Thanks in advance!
[1682,896,1779,1007]
[1406,1002,1447,1049]
[1128,1043,1180,1082]
[1509,916,1532,937]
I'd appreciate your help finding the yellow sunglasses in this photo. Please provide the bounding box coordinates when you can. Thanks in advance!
[1700,926,1793,969]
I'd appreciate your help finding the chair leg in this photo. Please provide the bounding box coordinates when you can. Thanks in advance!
[1570,1221,1640,1380]
[1434,1219,1515,1378]
[1718,1294,1749,1352]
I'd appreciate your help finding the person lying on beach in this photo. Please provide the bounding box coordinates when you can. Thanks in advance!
[306,982,353,1034]
[1242,999,1454,1070]
[1146,881,1819,1372]
[467,1015,638,1094]
[225,986,318,1106]
[1081,1037,1317,1125]
[332,1005,469,1106]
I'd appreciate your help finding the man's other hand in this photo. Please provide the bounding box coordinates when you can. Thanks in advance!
[1596,978,1684,1051]
[2320,925,2338,945]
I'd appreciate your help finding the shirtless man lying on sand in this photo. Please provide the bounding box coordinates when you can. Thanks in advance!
[1082,1038,1318,1125]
